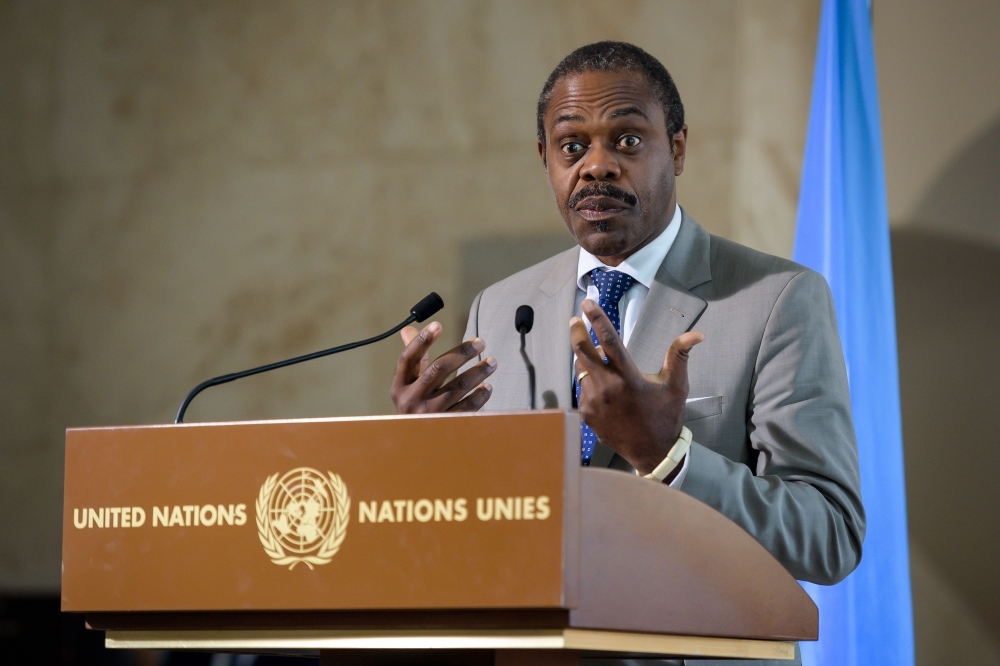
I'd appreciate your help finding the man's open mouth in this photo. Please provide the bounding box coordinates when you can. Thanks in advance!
[575,196,631,221]
[567,183,638,222]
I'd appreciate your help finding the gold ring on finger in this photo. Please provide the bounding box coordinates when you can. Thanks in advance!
[577,370,590,383]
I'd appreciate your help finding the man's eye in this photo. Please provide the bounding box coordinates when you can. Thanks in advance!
[561,142,585,155]
[618,135,641,149]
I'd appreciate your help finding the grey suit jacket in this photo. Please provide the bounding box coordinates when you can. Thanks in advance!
[462,213,865,665]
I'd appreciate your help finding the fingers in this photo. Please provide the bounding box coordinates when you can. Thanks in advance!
[581,299,629,366]
[415,337,487,391]
[392,325,496,413]
[569,316,605,369]
[573,356,593,385]
[395,322,442,385]
[448,383,493,412]
[659,331,705,390]
[430,357,497,411]
[400,325,430,375]
[400,325,420,346]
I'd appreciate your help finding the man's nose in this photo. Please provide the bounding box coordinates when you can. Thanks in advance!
[579,141,621,181]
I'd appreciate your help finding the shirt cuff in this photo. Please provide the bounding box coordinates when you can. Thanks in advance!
[666,447,689,488]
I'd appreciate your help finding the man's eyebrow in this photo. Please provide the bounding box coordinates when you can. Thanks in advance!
[553,113,586,126]
[608,106,649,121]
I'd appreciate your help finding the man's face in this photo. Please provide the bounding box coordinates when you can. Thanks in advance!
[539,70,686,263]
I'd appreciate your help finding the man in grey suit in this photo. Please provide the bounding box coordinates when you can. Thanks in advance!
[390,42,864,665]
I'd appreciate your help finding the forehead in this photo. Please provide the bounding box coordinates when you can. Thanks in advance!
[545,70,663,128]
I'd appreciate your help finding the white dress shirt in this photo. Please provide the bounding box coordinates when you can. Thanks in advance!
[574,204,690,487]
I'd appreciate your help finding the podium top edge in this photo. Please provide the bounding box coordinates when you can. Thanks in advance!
[65,409,573,433]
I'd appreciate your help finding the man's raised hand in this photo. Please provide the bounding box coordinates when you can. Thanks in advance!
[571,299,703,476]
[390,321,496,414]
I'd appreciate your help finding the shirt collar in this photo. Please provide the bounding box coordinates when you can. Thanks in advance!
[576,204,684,290]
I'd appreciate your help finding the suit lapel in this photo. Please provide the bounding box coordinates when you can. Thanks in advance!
[626,212,712,374]
[591,212,713,469]
[533,248,579,410]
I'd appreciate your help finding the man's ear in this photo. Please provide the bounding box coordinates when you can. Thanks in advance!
[537,139,548,172]
[672,125,688,177]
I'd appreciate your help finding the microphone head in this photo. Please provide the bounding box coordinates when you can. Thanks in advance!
[410,292,444,322]
[515,305,534,334]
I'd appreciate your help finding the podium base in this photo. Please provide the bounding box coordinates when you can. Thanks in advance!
[104,628,794,662]
[320,648,580,666]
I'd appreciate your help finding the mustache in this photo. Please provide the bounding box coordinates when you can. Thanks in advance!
[567,182,638,209]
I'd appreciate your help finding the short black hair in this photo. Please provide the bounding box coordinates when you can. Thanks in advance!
[536,41,685,146]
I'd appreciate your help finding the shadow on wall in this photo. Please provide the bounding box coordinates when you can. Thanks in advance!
[892,229,1000,648]
[911,112,1000,248]
[894,107,1000,656]
[455,233,576,340]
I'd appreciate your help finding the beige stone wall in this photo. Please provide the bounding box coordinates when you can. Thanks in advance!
[875,0,1000,238]
[0,0,819,591]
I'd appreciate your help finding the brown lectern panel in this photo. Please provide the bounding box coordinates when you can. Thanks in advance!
[62,411,580,612]
[572,468,817,641]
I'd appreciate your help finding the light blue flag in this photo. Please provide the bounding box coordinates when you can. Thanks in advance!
[792,0,914,664]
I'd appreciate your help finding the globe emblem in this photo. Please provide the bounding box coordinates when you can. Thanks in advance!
[265,467,338,554]
[257,467,350,569]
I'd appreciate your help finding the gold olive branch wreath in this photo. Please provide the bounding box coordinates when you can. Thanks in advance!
[256,471,351,570]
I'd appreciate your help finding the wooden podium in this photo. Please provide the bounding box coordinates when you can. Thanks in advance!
[62,411,816,664]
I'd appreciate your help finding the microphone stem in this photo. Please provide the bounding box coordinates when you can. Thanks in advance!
[175,314,417,424]
[519,329,536,410]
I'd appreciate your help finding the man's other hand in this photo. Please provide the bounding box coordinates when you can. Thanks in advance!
[391,322,496,414]
[572,299,704,476]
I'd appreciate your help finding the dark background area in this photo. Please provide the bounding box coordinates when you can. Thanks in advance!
[0,597,318,666]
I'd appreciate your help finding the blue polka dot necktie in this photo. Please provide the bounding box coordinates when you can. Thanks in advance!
[577,269,636,465]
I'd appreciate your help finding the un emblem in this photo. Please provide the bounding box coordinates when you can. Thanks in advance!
[255,467,351,570]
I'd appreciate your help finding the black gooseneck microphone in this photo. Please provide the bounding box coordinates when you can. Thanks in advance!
[174,292,444,424]
[515,305,536,410]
